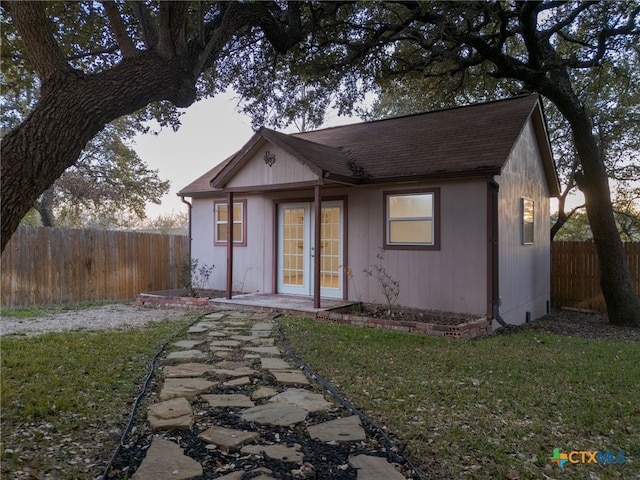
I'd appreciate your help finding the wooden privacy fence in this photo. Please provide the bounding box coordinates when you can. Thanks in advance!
[552,241,640,312]
[1,227,189,307]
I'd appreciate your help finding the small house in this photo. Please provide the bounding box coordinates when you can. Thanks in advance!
[178,94,560,326]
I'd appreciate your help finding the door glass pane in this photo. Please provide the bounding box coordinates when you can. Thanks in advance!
[320,207,340,289]
[283,208,305,286]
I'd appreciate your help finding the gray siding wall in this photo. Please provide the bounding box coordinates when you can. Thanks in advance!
[191,195,274,294]
[192,179,489,316]
[343,181,488,316]
[496,119,551,325]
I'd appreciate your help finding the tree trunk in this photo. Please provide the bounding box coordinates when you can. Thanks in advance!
[558,101,640,326]
[35,186,56,227]
[0,53,197,252]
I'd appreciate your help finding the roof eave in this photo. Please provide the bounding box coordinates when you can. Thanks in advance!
[358,167,502,185]
[531,99,561,197]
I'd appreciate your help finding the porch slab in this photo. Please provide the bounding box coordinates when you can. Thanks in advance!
[210,293,355,316]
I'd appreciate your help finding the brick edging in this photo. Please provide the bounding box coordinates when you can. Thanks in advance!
[316,311,492,339]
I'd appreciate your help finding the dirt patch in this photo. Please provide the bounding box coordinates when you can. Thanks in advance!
[0,304,189,337]
[492,308,640,342]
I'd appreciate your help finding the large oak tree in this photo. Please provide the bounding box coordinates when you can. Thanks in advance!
[1,0,304,250]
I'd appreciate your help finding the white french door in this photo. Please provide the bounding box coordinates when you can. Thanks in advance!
[277,201,343,298]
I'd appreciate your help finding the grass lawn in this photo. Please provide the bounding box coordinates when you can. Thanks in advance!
[282,317,640,480]
[0,312,198,480]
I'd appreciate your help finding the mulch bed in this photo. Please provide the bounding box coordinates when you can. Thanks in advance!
[333,304,480,326]
[492,308,640,342]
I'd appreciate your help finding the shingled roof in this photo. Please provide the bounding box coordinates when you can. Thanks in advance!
[178,94,559,196]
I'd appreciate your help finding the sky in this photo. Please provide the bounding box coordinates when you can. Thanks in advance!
[134,89,359,219]
[133,91,254,218]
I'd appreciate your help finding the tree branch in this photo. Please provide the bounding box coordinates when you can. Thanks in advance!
[542,2,592,37]
[568,6,640,69]
[517,1,545,70]
[131,1,158,49]
[157,1,189,58]
[5,1,71,80]
[102,1,137,58]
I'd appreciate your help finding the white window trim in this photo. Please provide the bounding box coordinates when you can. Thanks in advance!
[522,197,534,245]
[383,189,440,251]
[214,200,247,246]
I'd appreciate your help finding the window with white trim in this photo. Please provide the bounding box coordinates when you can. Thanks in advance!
[384,190,439,250]
[214,200,246,246]
[522,198,534,244]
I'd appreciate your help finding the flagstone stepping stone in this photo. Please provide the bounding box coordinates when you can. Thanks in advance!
[215,360,250,369]
[241,443,304,463]
[166,349,207,361]
[260,357,290,370]
[201,394,255,408]
[198,321,221,328]
[251,338,275,346]
[210,340,241,347]
[210,346,232,352]
[187,325,209,333]
[216,473,244,480]
[225,319,250,326]
[159,378,217,400]
[207,331,228,337]
[251,386,278,400]
[205,312,226,319]
[224,376,251,386]
[242,346,281,356]
[240,403,308,426]
[172,339,206,349]
[269,388,332,412]
[163,363,215,378]
[251,473,277,480]
[348,454,406,480]
[229,333,260,341]
[147,397,193,431]
[214,367,258,378]
[214,351,232,359]
[271,369,310,386]
[198,425,260,450]
[307,415,366,442]
[132,437,202,480]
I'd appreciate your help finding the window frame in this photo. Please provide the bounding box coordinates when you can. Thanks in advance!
[522,197,534,245]
[383,188,440,251]
[213,199,247,247]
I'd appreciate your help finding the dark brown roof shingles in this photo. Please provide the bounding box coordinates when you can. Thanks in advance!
[179,94,554,195]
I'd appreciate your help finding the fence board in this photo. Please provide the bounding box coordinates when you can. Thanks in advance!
[551,241,640,312]
[1,227,189,308]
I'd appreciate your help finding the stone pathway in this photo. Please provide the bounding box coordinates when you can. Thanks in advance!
[123,310,411,479]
